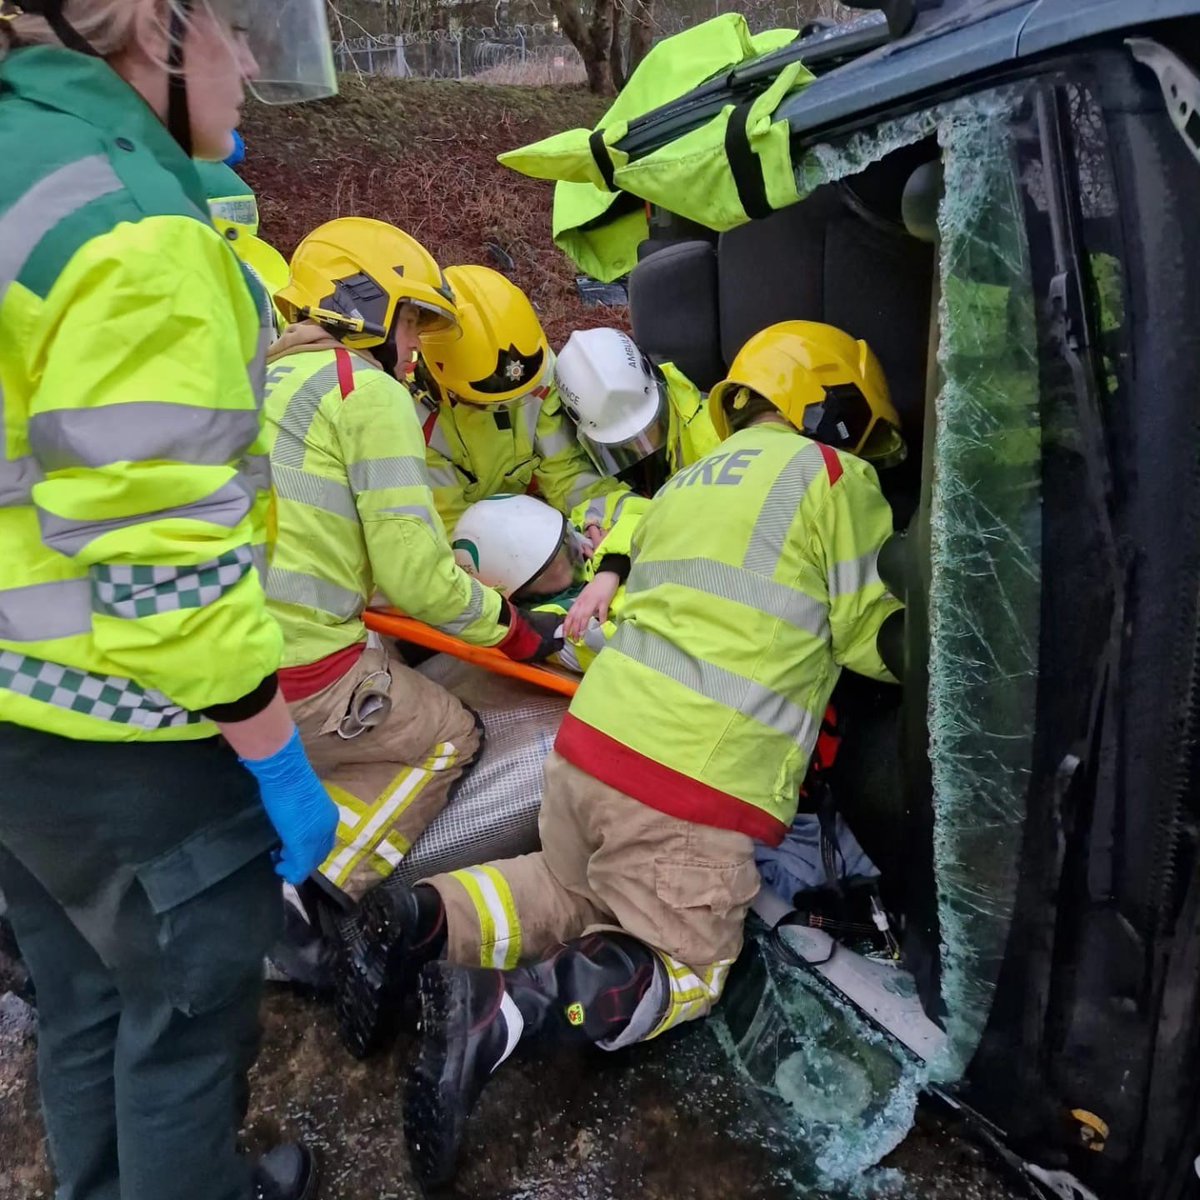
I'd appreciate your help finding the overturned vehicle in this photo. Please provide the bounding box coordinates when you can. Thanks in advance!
[479,1,1200,1196]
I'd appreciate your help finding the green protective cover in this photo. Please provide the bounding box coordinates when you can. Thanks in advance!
[499,14,804,281]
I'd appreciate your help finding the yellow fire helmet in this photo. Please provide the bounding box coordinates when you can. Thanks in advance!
[708,320,907,467]
[276,217,458,350]
[422,265,551,406]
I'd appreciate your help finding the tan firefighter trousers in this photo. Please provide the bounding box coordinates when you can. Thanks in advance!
[424,750,761,1045]
[289,642,480,901]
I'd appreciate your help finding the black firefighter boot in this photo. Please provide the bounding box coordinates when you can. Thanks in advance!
[404,932,663,1191]
[334,883,447,1058]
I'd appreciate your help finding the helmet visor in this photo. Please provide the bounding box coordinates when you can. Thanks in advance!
[577,379,668,476]
[232,0,338,104]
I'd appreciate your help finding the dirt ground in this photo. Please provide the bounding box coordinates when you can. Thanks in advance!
[1,952,1025,1200]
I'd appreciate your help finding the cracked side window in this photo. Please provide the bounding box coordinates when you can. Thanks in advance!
[928,87,1042,1074]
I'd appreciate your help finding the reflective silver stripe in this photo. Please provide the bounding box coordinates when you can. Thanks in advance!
[0,156,125,505]
[28,406,261,472]
[610,491,634,525]
[271,463,357,521]
[379,504,438,528]
[829,549,883,599]
[265,566,363,620]
[566,471,606,511]
[239,454,272,494]
[0,155,123,293]
[37,478,253,557]
[0,578,91,641]
[347,456,427,494]
[520,392,542,447]
[741,442,827,576]
[441,578,488,635]
[427,419,454,460]
[536,426,574,458]
[426,462,461,490]
[250,544,268,585]
[270,360,343,469]
[610,622,816,746]
[626,559,829,637]
[0,455,44,507]
[583,496,607,526]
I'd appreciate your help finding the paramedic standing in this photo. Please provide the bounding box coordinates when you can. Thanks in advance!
[343,321,907,1186]
[0,3,339,1198]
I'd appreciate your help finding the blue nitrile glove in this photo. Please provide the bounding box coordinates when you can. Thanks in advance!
[240,729,339,885]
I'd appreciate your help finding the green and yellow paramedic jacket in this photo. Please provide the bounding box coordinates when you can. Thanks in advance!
[557,424,901,844]
[262,326,508,667]
[0,47,280,742]
[410,357,630,536]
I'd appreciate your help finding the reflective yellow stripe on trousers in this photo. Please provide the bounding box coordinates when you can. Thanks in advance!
[450,864,523,969]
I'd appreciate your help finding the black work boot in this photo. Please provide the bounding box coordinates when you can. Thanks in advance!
[253,1142,318,1200]
[404,932,662,1190]
[334,883,447,1058]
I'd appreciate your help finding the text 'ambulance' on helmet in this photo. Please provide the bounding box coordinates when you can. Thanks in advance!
[422,266,551,407]
[452,495,575,596]
[556,327,668,476]
[276,217,458,350]
[709,321,906,467]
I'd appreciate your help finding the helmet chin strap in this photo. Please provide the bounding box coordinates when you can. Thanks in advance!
[165,0,193,157]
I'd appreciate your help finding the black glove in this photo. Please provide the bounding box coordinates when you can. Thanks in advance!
[496,603,564,664]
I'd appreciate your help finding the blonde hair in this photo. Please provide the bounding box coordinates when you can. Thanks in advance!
[0,0,207,64]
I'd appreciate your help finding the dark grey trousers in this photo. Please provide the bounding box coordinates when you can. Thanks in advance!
[0,724,281,1200]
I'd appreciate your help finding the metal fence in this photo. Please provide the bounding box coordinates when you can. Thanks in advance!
[330,3,850,82]
[333,24,585,82]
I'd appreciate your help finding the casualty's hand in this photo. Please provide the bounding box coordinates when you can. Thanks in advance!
[239,728,339,884]
[564,571,621,642]
[496,603,564,664]
[579,523,606,561]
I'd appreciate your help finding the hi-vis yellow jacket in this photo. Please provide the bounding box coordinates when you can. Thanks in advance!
[262,327,508,667]
[0,47,280,741]
[557,423,901,843]
[409,356,630,536]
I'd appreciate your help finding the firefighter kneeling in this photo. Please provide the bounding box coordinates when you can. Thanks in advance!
[337,321,907,1188]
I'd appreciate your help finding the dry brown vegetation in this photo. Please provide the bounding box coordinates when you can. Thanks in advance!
[239,77,625,346]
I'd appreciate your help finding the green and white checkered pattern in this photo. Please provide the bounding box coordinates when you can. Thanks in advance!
[91,547,254,620]
[0,651,202,729]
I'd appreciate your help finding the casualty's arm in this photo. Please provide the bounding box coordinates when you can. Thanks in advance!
[809,456,904,683]
[27,216,282,713]
[334,373,507,646]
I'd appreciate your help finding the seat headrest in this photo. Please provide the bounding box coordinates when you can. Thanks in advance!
[628,239,725,391]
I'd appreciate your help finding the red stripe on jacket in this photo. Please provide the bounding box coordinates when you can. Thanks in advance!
[555,712,788,845]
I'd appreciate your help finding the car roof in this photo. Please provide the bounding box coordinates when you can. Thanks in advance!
[775,0,1200,141]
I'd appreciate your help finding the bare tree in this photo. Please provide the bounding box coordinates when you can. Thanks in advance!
[553,0,657,93]
[550,0,617,92]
